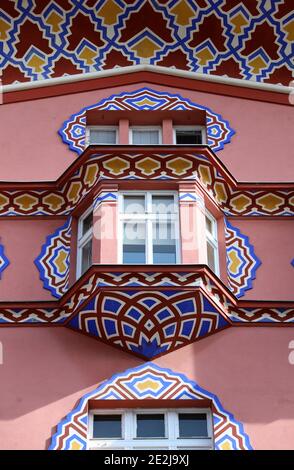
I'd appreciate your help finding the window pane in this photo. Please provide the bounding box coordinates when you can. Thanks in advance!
[153,222,177,264]
[81,239,92,274]
[152,195,175,214]
[93,415,122,438]
[123,222,146,263]
[132,130,159,145]
[205,215,213,236]
[176,130,202,145]
[179,413,208,438]
[207,241,216,272]
[137,414,165,438]
[82,212,93,236]
[124,195,145,214]
[90,129,116,144]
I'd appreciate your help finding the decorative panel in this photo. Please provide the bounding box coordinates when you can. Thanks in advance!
[48,363,252,450]
[35,217,72,298]
[225,220,261,298]
[1,2,292,86]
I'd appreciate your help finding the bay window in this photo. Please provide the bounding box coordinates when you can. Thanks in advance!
[119,192,180,264]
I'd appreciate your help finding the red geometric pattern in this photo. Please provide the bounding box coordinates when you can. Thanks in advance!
[1,1,293,85]
[0,149,292,217]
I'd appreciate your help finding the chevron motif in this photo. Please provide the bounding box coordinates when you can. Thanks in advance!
[48,363,253,450]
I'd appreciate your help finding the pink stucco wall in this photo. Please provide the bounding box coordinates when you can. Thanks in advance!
[0,82,293,182]
[228,218,294,301]
[0,218,67,301]
[0,327,293,450]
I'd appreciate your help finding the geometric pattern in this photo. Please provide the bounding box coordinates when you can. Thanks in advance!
[68,290,230,359]
[59,87,235,154]
[0,267,293,326]
[34,217,72,298]
[0,149,293,217]
[1,1,293,86]
[225,219,261,298]
[0,242,9,279]
[48,363,253,450]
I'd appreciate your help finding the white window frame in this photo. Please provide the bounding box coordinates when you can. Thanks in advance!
[86,126,118,146]
[76,206,93,279]
[173,125,206,145]
[130,126,162,145]
[88,408,214,450]
[205,210,219,276]
[118,191,181,265]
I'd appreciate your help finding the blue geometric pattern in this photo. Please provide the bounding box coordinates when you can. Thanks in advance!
[1,1,292,86]
[35,217,72,298]
[67,289,230,359]
[59,87,235,154]
[48,363,253,450]
[225,219,261,298]
[0,243,9,279]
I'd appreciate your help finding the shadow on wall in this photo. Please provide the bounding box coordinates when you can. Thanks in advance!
[0,326,294,449]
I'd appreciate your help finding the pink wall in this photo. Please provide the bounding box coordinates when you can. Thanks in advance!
[0,327,293,450]
[0,218,67,301]
[0,82,293,182]
[229,218,294,300]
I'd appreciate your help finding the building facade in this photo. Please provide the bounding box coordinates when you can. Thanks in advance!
[0,0,293,450]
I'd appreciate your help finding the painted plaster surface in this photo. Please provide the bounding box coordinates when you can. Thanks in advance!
[0,84,293,182]
[0,327,293,450]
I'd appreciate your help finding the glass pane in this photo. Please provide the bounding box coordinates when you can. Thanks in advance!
[123,222,146,263]
[90,129,116,144]
[179,413,208,438]
[132,130,159,145]
[153,222,177,264]
[93,415,122,439]
[137,414,165,438]
[123,195,145,214]
[205,215,213,236]
[152,195,175,214]
[176,130,202,145]
[81,239,92,274]
[82,212,93,236]
[207,241,216,272]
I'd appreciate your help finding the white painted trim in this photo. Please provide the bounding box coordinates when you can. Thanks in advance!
[88,408,213,450]
[173,125,206,145]
[205,210,219,276]
[3,64,293,95]
[76,206,93,279]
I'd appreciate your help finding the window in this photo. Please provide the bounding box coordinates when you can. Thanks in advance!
[86,126,117,145]
[88,409,213,450]
[119,192,180,264]
[77,207,93,278]
[130,127,161,145]
[174,126,205,145]
[205,211,219,275]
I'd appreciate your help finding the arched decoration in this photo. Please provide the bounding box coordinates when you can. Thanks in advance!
[34,218,72,299]
[59,87,235,154]
[0,243,9,279]
[48,363,252,450]
[225,220,261,298]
